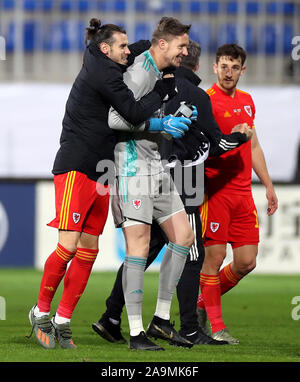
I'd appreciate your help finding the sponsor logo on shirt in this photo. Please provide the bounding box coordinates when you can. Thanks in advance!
[224,111,232,118]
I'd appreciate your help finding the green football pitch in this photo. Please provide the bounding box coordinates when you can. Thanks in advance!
[0,269,299,365]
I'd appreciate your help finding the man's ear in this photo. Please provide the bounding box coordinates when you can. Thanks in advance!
[213,62,218,74]
[241,65,246,76]
[100,42,110,55]
[158,38,168,50]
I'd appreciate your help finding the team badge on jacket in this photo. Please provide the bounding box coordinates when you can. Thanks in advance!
[132,199,142,210]
[210,222,220,233]
[244,105,252,117]
[73,212,81,224]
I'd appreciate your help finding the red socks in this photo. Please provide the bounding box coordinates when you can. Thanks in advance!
[56,247,98,319]
[219,263,242,294]
[199,273,225,333]
[197,263,242,333]
[37,244,75,313]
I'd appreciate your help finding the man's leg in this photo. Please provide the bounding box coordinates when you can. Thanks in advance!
[218,244,257,295]
[197,244,227,336]
[154,210,194,320]
[177,212,204,336]
[93,222,167,343]
[55,232,99,323]
[29,230,80,349]
[121,222,164,350]
[35,231,79,317]
[146,210,195,348]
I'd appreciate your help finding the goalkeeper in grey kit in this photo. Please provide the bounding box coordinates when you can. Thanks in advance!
[108,17,195,351]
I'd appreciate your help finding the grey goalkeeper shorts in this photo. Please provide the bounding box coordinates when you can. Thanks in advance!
[111,172,184,227]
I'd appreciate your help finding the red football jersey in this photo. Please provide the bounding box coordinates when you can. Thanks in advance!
[205,83,256,195]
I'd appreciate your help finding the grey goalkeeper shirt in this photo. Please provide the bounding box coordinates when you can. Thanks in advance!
[108,50,166,177]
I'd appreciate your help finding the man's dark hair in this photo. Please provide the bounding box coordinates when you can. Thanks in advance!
[85,18,126,46]
[181,40,201,70]
[216,43,247,66]
[151,17,191,45]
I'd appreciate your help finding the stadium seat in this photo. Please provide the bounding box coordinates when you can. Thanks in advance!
[24,21,36,52]
[42,0,53,11]
[96,1,109,12]
[263,24,276,54]
[217,23,237,46]
[135,22,151,42]
[283,2,295,15]
[266,1,295,15]
[60,0,83,12]
[283,23,293,54]
[2,0,15,10]
[23,0,37,11]
[189,1,220,14]
[114,0,126,12]
[78,0,90,12]
[189,23,212,53]
[266,1,279,14]
[135,0,147,12]
[208,1,219,14]
[246,1,259,14]
[245,24,257,53]
[77,21,86,51]
[226,1,238,14]
[3,22,14,52]
[189,1,203,13]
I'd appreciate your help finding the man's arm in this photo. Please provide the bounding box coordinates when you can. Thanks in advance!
[95,63,173,126]
[194,93,251,156]
[251,129,278,216]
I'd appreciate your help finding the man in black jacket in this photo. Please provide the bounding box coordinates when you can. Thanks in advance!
[28,20,184,350]
[92,40,252,346]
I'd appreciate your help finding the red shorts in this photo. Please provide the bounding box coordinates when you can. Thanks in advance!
[48,171,110,236]
[200,191,259,249]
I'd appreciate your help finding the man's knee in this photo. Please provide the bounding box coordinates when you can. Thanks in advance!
[202,245,226,273]
[234,258,256,276]
[173,227,194,249]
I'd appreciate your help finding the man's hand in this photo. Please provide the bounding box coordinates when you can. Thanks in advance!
[162,115,191,138]
[153,73,177,101]
[148,115,191,138]
[266,185,278,216]
[231,123,253,141]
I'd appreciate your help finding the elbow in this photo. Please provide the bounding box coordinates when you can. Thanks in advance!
[123,113,144,126]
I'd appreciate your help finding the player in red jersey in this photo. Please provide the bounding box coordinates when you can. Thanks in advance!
[197,44,278,344]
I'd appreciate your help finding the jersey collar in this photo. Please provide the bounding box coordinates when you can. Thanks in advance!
[143,50,162,77]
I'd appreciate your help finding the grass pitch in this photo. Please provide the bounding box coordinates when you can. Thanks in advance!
[0,269,299,364]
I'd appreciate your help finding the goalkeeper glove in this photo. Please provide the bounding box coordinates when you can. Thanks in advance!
[148,115,191,138]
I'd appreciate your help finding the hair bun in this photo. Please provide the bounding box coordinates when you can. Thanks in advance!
[88,18,101,32]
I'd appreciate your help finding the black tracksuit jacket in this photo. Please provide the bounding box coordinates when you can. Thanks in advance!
[52,40,161,181]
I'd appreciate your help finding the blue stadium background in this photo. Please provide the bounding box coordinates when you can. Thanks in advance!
[0,1,297,56]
